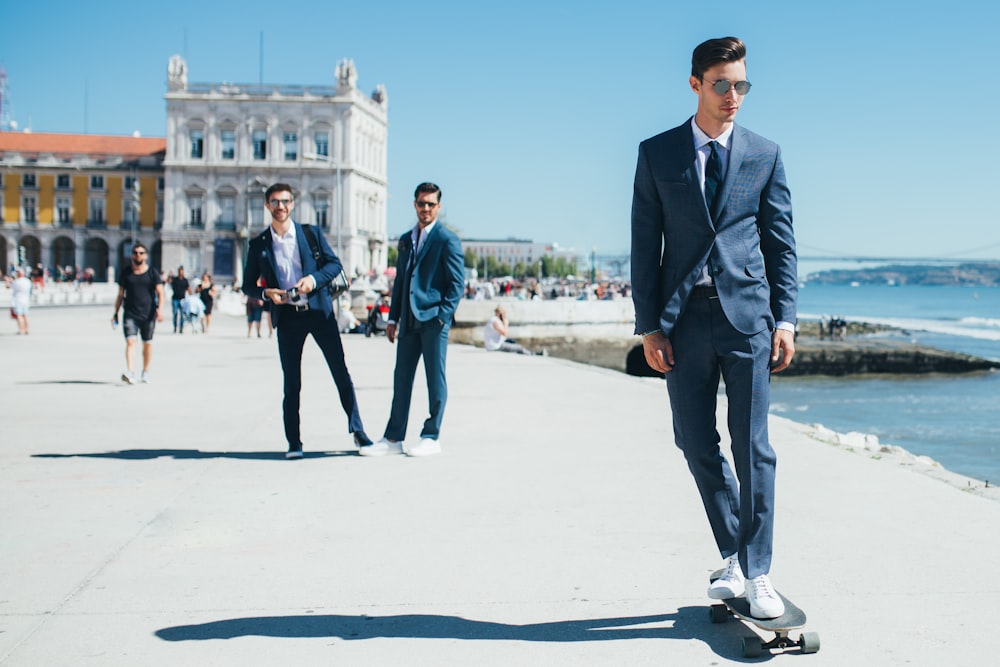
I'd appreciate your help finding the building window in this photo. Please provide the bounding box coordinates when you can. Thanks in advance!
[220,196,235,226]
[283,132,298,161]
[23,173,37,188]
[156,200,164,227]
[23,196,37,223]
[57,198,72,226]
[315,131,329,158]
[157,177,164,191]
[89,198,105,223]
[124,176,138,191]
[221,130,236,159]
[90,175,104,190]
[188,197,203,227]
[315,198,329,229]
[253,130,267,160]
[57,174,71,189]
[190,129,204,159]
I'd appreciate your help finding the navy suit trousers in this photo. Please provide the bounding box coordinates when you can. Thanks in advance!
[384,319,449,441]
[665,295,776,579]
[276,307,364,447]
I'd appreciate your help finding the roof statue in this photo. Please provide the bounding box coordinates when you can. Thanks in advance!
[167,55,187,91]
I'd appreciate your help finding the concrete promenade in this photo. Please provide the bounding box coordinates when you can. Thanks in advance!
[1,306,997,665]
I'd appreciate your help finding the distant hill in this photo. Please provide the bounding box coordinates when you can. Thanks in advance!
[805,262,1000,286]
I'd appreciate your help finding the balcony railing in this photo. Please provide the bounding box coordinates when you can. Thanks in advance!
[215,221,236,231]
[87,219,107,229]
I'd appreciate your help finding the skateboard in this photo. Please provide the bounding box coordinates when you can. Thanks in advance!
[708,569,820,657]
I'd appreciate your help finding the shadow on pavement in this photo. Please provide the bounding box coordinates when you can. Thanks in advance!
[155,608,744,657]
[33,449,357,460]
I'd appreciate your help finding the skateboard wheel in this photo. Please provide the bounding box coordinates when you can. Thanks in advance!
[709,604,729,624]
[741,636,763,658]
[799,631,821,654]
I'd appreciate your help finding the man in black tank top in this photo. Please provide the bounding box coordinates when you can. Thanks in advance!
[112,242,165,384]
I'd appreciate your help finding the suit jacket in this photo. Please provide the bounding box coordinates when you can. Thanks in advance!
[242,221,344,329]
[389,222,465,335]
[630,118,797,337]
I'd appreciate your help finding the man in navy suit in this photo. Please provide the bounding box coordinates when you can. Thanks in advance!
[359,182,465,458]
[242,183,373,459]
[630,37,797,618]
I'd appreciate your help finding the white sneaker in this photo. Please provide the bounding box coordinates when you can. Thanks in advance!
[358,438,403,457]
[141,371,151,383]
[746,574,785,619]
[406,438,442,457]
[708,554,745,599]
[121,372,135,385]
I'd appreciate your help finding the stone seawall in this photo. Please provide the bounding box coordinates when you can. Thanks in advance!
[451,298,1000,376]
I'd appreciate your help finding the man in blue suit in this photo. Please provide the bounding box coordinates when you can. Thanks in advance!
[242,183,373,459]
[631,37,797,619]
[359,182,465,458]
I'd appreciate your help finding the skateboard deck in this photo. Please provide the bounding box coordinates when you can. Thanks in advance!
[709,568,820,657]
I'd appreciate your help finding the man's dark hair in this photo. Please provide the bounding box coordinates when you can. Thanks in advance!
[132,241,148,253]
[414,182,442,202]
[691,37,746,80]
[264,183,294,202]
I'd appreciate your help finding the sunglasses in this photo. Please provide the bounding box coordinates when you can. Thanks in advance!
[269,198,294,207]
[415,202,439,209]
[710,79,752,95]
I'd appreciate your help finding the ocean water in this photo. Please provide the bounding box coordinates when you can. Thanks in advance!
[769,284,1000,484]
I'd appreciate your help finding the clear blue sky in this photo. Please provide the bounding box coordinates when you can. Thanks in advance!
[4,0,998,261]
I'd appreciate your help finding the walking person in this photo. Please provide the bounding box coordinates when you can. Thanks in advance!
[242,183,373,459]
[112,242,166,384]
[358,182,465,457]
[198,272,217,333]
[169,266,190,333]
[630,36,798,619]
[8,268,32,335]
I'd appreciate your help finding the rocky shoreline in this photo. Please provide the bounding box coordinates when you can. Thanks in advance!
[451,318,1000,377]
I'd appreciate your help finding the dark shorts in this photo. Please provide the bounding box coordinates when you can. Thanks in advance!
[123,316,156,342]
[247,308,263,323]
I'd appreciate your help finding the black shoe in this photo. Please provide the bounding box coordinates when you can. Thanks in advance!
[285,445,304,460]
[353,431,373,448]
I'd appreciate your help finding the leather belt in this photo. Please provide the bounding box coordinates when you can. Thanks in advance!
[689,285,719,299]
[284,303,310,312]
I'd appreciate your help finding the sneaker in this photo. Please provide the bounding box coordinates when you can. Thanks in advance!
[121,372,135,385]
[406,437,442,457]
[746,574,785,619]
[285,447,304,460]
[358,438,403,457]
[140,371,151,383]
[708,554,745,599]
[353,431,373,448]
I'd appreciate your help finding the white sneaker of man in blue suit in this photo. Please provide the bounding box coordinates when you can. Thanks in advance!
[359,182,465,458]
[631,37,798,619]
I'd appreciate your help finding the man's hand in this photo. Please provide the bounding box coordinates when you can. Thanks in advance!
[642,331,674,373]
[770,329,795,374]
[156,308,165,323]
[294,276,315,295]
[386,322,397,344]
[263,288,286,304]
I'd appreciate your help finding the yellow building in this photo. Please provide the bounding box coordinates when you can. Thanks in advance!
[0,132,165,280]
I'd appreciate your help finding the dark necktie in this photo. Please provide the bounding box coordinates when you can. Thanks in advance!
[704,140,722,211]
[411,228,421,271]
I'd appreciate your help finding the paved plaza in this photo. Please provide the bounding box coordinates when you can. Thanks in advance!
[1,304,997,665]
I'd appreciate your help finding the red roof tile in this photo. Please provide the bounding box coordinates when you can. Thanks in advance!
[0,131,166,158]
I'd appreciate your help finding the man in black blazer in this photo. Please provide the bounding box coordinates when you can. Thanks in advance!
[242,183,373,459]
[630,37,797,618]
[358,182,465,457]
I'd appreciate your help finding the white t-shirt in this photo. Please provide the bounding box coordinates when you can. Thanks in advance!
[483,316,504,350]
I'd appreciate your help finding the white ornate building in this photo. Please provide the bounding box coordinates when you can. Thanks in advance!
[162,56,388,282]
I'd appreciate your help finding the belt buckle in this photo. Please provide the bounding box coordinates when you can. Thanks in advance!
[292,303,309,312]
